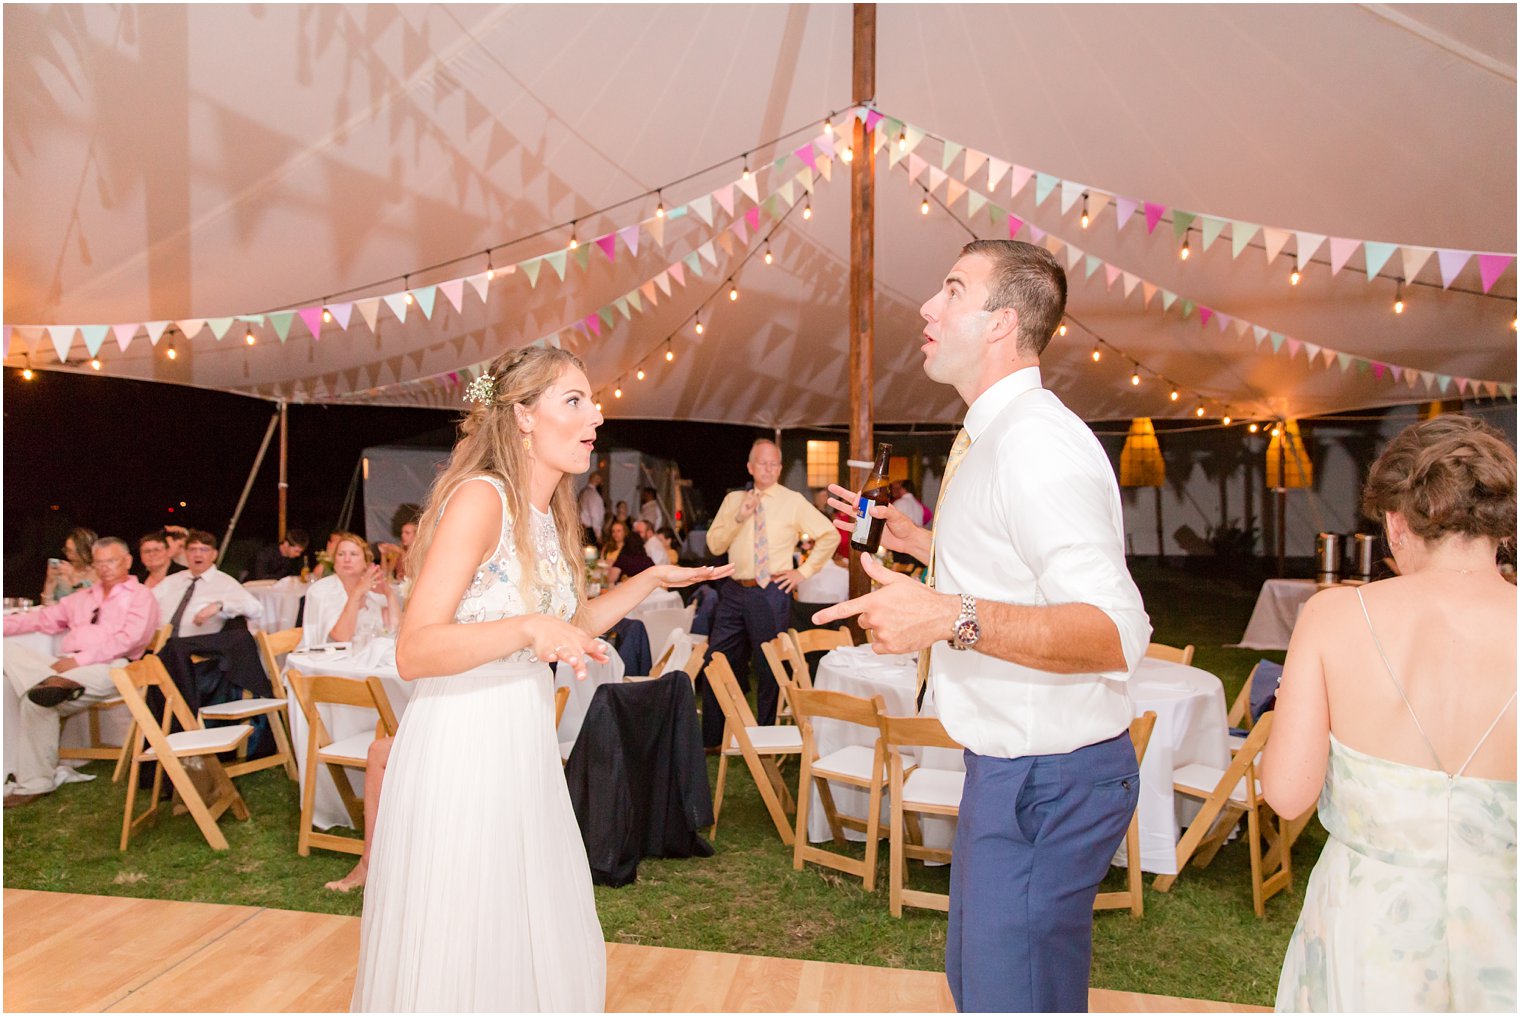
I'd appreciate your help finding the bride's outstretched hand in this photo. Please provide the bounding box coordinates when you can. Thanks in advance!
[525,615,609,681]
[650,563,734,589]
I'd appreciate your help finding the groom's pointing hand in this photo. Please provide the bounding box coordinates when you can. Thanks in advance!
[812,554,960,655]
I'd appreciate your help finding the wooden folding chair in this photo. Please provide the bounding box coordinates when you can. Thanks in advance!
[555,684,571,728]
[879,713,964,916]
[1153,712,1290,916]
[706,651,802,845]
[111,656,254,852]
[1145,642,1195,666]
[788,625,854,658]
[196,627,302,781]
[1226,662,1262,755]
[76,624,173,784]
[760,635,802,725]
[791,687,891,890]
[286,668,399,857]
[1094,711,1158,918]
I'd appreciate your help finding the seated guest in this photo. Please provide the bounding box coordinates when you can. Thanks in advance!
[376,506,420,585]
[134,530,186,589]
[162,525,190,567]
[656,526,681,566]
[251,529,309,581]
[633,519,667,569]
[1264,415,1516,1011]
[601,519,653,584]
[607,500,631,539]
[153,530,263,638]
[302,532,402,648]
[4,537,159,807]
[40,527,98,606]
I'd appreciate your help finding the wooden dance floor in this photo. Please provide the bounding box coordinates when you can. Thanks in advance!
[5,889,1264,1012]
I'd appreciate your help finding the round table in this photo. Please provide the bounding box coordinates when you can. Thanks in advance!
[284,641,623,830]
[243,578,307,633]
[1233,578,1318,651]
[808,647,1229,874]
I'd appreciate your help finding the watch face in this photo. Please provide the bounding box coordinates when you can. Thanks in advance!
[955,619,980,647]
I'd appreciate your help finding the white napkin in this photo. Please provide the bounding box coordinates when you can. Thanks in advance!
[351,635,397,670]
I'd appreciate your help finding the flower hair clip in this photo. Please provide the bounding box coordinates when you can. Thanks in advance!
[463,373,496,405]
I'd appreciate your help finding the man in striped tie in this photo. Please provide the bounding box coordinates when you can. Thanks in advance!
[817,240,1151,1013]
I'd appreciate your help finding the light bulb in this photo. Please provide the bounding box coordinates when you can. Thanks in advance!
[1130,371,1141,386]
[90,358,101,371]
[743,164,751,181]
[614,386,623,399]
[656,192,665,218]
[568,236,578,250]
[404,291,414,306]
[594,401,602,412]
[1058,323,1067,336]
[636,368,645,381]
[167,346,178,361]
[921,194,930,215]
[665,348,675,362]
[1091,346,1101,363]
[695,318,704,335]
[1179,239,1191,261]
[1222,414,1233,426]
[322,307,332,323]
[1290,267,1301,286]
[1169,387,1180,402]
[729,283,739,302]
[1080,194,1090,229]
[1394,279,1405,315]
[841,145,853,163]
[764,246,774,265]
[1195,404,1206,418]
[824,115,833,134]
[897,130,906,151]
[245,329,256,345]
[1248,422,1259,434]
[1271,426,1282,438]
[802,201,812,221]
[486,256,495,281]
[21,367,33,380]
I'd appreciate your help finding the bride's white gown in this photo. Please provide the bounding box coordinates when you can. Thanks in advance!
[352,475,605,1012]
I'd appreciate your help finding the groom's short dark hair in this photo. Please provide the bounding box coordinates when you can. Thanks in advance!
[960,239,1067,357]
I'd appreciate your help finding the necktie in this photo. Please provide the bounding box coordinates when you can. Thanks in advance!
[918,428,972,694]
[168,575,201,635]
[753,494,771,588]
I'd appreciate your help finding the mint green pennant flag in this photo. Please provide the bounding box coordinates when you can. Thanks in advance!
[1085,254,1102,278]
[763,194,781,218]
[80,325,108,357]
[238,314,266,325]
[1363,241,1398,280]
[941,141,963,172]
[614,297,631,320]
[546,250,568,281]
[967,191,987,218]
[573,244,591,271]
[1200,217,1227,251]
[414,285,437,319]
[1336,352,1351,372]
[883,117,902,138]
[1034,173,1058,206]
[523,259,543,287]
[270,312,295,342]
[1161,290,1178,311]
[628,290,643,313]
[773,156,788,174]
[684,251,702,276]
[1231,222,1261,259]
[208,317,235,340]
[988,206,1008,233]
[1270,331,1285,352]
[598,307,615,329]
[1173,211,1196,242]
[1181,300,1196,320]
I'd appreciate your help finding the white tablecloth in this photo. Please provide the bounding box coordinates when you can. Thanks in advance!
[1233,578,1318,650]
[244,577,307,633]
[284,641,622,830]
[627,588,682,623]
[2,630,133,783]
[808,647,1230,874]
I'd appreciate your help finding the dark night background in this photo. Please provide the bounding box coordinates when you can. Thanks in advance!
[2,369,776,595]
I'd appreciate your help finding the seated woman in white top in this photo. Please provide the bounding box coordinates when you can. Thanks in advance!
[301,532,402,648]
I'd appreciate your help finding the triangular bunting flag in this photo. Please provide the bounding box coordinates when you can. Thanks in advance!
[669,262,685,287]
[714,185,735,217]
[614,296,631,320]
[1008,215,1024,239]
[945,180,967,207]
[907,153,927,183]
[1253,325,1269,343]
[1337,352,1352,372]
[1437,374,1452,393]
[523,259,543,287]
[112,323,138,351]
[298,307,324,340]
[572,244,591,271]
[1270,332,1285,353]
[1122,272,1140,298]
[1322,346,1337,367]
[356,299,381,332]
[1198,307,1214,328]
[1144,202,1165,234]
[1172,211,1195,242]
[796,168,815,193]
[1008,165,1033,198]
[1215,313,1232,332]
[1235,318,1252,337]
[648,215,668,248]
[640,281,658,306]
[1401,245,1434,282]
[208,318,235,341]
[654,271,672,297]
[1305,342,1320,361]
[1181,300,1195,320]
[1060,179,1084,214]
[987,157,1010,191]
[628,290,643,313]
[736,174,760,204]
[1064,244,1082,271]
[1084,254,1102,278]
[1437,249,1471,288]
[1033,173,1058,206]
[1027,224,1046,243]
[745,206,760,231]
[1372,362,1386,380]
[698,241,718,266]
[1116,197,1138,230]
[439,280,465,314]
[1231,222,1261,259]
[271,311,297,340]
[1286,337,1300,358]
[1104,264,1122,289]
[1328,237,1360,276]
[619,226,641,257]
[1262,227,1291,264]
[1296,232,1326,270]
[1141,281,1158,306]
[1200,217,1227,251]
[81,325,108,357]
[963,148,987,180]
[941,140,963,172]
[177,319,205,340]
[779,180,796,206]
[794,144,818,172]
[545,251,568,281]
[683,251,702,276]
[413,285,437,319]
[903,125,926,153]
[1362,241,1397,280]
[1088,192,1110,221]
[1478,254,1513,293]
[1161,290,1177,311]
[465,273,490,304]
[967,191,987,218]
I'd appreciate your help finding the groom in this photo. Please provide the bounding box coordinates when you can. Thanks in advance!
[816,240,1151,1012]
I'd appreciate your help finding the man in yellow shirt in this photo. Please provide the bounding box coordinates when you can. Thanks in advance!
[702,439,840,747]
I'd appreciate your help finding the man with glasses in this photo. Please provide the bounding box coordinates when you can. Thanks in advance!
[3,537,159,808]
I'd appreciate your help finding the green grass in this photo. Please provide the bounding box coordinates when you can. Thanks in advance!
[5,563,1311,1008]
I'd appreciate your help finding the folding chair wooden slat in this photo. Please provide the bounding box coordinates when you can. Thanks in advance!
[1144,642,1195,666]
[1094,711,1158,918]
[286,668,398,857]
[705,652,802,846]
[879,713,964,917]
[790,687,891,890]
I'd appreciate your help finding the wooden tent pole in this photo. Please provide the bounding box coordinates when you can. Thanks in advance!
[847,2,877,600]
[277,400,289,542]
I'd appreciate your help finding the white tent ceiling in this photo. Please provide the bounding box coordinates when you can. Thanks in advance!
[4,4,1515,425]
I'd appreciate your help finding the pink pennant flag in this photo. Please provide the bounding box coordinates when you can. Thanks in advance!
[1198,307,1213,328]
[1122,272,1140,299]
[1104,264,1121,289]
[986,157,1010,191]
[465,273,490,304]
[1007,216,1024,239]
[144,321,170,346]
[1328,238,1360,276]
[1008,165,1033,198]
[745,206,760,231]
[794,144,818,171]
[619,225,641,257]
[1216,313,1232,332]
[112,323,139,351]
[1262,228,1291,264]
[865,110,884,132]
[1372,362,1386,380]
[1296,232,1326,270]
[714,185,735,217]
[1478,254,1513,293]
[1458,377,1470,395]
[732,218,749,245]
[438,280,465,315]
[669,262,685,287]
[928,167,947,193]
[1116,197,1137,230]
[963,148,987,180]
[1437,249,1471,288]
[298,306,325,340]
[1286,338,1301,358]
[330,303,354,329]
[907,153,927,183]
[596,234,618,261]
[585,314,601,338]
[1143,203,1165,234]
[1390,365,1403,382]
[1026,224,1046,242]
[736,174,760,204]
[654,271,672,297]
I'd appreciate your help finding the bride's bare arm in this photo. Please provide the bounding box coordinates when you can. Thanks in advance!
[395,480,605,680]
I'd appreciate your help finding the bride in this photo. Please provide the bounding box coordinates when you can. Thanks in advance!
[351,346,730,1012]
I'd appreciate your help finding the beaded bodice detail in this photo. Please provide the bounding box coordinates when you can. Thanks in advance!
[444,475,577,662]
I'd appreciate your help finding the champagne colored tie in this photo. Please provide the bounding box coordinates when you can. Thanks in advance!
[918,428,972,695]
[753,495,771,588]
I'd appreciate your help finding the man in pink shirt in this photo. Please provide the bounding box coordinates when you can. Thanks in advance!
[3,536,159,807]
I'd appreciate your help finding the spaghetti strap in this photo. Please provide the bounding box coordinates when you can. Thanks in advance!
[1455,690,1518,778]
[1354,586,1447,773]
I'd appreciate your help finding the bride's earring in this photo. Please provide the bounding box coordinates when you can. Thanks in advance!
[522,434,533,455]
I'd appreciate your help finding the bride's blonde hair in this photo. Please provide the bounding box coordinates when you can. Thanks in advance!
[408,346,588,615]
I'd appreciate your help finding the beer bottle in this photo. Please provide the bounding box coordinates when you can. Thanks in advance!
[850,443,894,554]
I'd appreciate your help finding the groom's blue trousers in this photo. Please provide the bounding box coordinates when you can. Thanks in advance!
[946,731,1140,1012]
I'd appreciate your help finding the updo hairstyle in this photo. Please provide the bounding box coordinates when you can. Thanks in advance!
[1361,415,1516,548]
